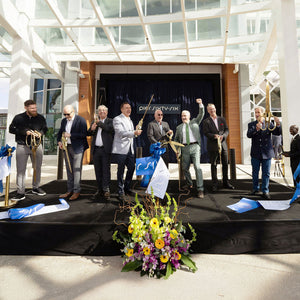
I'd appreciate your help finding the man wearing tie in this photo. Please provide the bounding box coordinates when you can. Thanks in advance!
[57,105,88,200]
[202,103,234,192]
[87,105,114,201]
[112,101,142,200]
[174,98,205,198]
[283,125,300,187]
[147,109,173,166]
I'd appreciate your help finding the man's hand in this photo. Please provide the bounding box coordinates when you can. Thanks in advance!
[58,141,63,149]
[91,123,97,131]
[134,129,142,136]
[64,132,71,138]
[196,98,202,105]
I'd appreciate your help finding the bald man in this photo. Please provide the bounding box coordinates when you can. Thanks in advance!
[174,98,205,198]
[283,125,300,187]
[57,105,88,200]
[147,109,173,166]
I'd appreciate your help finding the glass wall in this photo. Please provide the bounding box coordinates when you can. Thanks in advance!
[33,79,63,155]
[0,114,7,147]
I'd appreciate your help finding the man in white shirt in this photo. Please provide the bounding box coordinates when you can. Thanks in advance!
[88,105,114,201]
[174,98,204,198]
[112,102,142,200]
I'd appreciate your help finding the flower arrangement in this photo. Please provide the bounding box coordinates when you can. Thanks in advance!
[112,193,197,279]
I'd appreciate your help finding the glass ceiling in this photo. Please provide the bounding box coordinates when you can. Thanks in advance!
[0,0,299,79]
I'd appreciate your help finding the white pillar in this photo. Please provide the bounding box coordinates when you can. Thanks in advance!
[273,0,300,184]
[5,36,32,147]
[238,64,251,164]
[63,64,79,112]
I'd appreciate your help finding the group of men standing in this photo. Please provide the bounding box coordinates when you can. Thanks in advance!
[8,98,300,202]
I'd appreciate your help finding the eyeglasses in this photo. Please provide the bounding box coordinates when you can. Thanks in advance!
[157,113,163,116]
[64,112,73,116]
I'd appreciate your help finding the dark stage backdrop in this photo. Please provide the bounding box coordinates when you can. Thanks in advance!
[97,74,221,162]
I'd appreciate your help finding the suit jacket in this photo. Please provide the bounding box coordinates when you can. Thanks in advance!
[57,115,88,154]
[174,105,204,146]
[290,134,300,171]
[247,120,281,160]
[147,120,170,145]
[202,116,229,152]
[87,118,114,154]
[112,113,135,155]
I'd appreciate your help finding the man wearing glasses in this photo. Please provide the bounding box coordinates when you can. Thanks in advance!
[57,105,88,200]
[147,109,173,167]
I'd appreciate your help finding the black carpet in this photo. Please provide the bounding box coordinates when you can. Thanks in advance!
[0,179,299,255]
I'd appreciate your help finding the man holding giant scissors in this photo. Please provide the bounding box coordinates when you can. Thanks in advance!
[9,100,48,200]
[57,105,88,201]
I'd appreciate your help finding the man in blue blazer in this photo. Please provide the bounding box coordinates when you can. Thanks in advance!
[174,98,205,198]
[57,105,88,200]
[247,106,281,199]
[112,101,142,200]
[87,105,114,200]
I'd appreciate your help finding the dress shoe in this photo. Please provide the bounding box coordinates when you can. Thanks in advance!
[69,192,80,200]
[262,192,271,200]
[59,192,73,198]
[197,190,204,198]
[223,182,235,190]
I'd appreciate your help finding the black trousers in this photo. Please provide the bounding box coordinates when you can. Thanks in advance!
[93,147,111,192]
[209,149,229,186]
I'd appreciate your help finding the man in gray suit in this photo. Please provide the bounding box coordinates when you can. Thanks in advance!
[112,101,142,200]
[174,98,205,198]
[147,109,173,166]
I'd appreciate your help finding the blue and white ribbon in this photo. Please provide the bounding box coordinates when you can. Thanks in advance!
[136,142,166,187]
[0,145,16,193]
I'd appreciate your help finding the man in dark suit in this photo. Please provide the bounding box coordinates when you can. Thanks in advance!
[202,103,234,192]
[57,105,88,200]
[283,125,300,187]
[174,98,205,198]
[87,105,114,200]
[247,106,281,199]
[147,109,173,166]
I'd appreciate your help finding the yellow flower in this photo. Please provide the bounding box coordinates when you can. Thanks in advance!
[126,248,134,257]
[160,254,169,263]
[155,239,165,249]
[164,217,171,224]
[170,229,178,239]
[150,218,159,229]
[143,247,150,255]
[128,224,134,234]
[174,251,181,260]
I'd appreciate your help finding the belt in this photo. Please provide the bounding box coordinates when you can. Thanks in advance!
[183,142,197,146]
[95,146,104,149]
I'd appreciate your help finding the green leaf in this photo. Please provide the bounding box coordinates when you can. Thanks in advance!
[180,254,198,272]
[164,262,173,279]
[121,260,143,272]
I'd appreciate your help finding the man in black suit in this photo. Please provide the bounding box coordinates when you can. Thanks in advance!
[57,105,88,200]
[202,103,234,192]
[147,109,173,166]
[283,125,300,187]
[87,105,114,200]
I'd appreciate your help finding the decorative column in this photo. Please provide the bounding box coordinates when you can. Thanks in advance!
[273,0,300,184]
